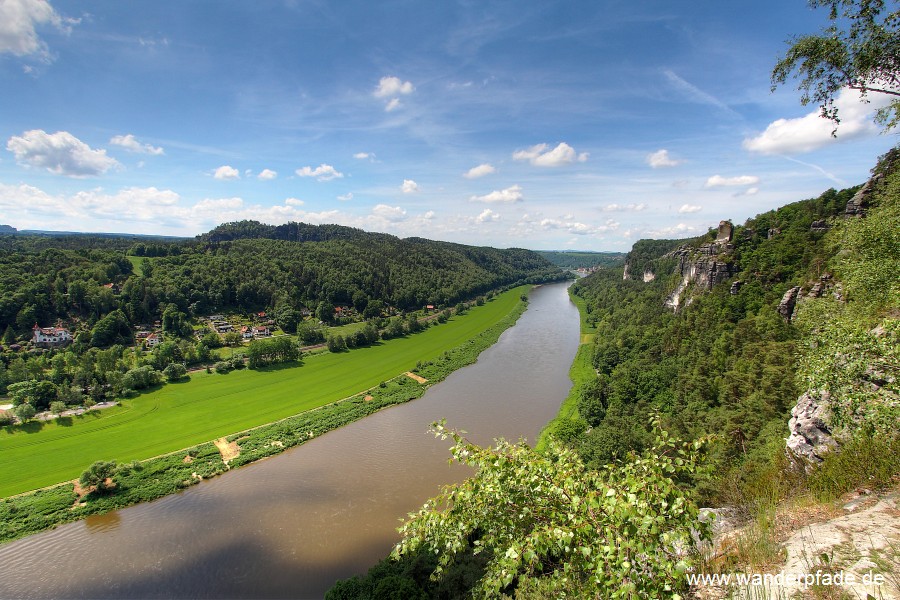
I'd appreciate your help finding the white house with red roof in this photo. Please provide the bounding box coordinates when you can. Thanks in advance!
[32,324,73,347]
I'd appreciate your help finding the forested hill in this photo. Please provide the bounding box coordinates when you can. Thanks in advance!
[198,220,372,244]
[0,221,565,338]
[555,148,899,505]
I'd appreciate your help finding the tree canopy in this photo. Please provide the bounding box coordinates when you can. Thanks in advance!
[772,0,900,130]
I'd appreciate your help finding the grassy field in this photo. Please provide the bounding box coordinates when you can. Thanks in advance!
[0,287,525,497]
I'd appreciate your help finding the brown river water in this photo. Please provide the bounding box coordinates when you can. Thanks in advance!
[0,282,580,599]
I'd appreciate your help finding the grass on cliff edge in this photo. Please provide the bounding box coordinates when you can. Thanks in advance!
[0,287,526,498]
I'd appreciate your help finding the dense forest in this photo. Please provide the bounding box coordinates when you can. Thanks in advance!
[0,224,565,417]
[0,222,563,339]
[536,250,626,270]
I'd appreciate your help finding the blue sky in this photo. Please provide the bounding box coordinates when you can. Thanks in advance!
[0,0,896,250]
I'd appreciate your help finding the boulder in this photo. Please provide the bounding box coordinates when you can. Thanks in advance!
[786,391,837,463]
[777,286,802,321]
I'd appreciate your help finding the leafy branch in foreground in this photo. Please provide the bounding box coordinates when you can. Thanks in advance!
[392,419,711,599]
[772,0,900,131]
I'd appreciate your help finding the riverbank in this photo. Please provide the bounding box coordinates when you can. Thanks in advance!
[0,289,530,545]
[535,285,595,450]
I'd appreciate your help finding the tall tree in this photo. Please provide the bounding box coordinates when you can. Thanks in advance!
[772,0,900,131]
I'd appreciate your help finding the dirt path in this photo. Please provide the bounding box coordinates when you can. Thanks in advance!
[214,437,241,463]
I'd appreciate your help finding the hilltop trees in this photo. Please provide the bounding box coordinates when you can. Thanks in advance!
[773,0,900,130]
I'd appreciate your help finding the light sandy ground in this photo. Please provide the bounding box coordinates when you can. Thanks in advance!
[405,371,428,384]
[214,437,241,463]
[693,488,900,599]
[776,489,900,599]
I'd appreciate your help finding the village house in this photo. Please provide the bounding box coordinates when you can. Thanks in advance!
[32,324,73,348]
[252,326,270,338]
[145,333,161,348]
[241,326,253,340]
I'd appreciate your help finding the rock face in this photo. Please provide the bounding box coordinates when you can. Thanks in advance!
[845,179,872,217]
[777,286,801,321]
[642,270,655,282]
[663,227,736,310]
[786,391,837,463]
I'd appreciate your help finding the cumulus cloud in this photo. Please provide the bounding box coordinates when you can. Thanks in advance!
[743,87,889,154]
[354,152,374,160]
[602,203,646,212]
[463,163,496,179]
[296,163,343,181]
[470,184,523,204]
[476,208,500,223]
[7,129,120,177]
[337,192,353,202]
[401,179,419,193]
[538,217,618,236]
[0,180,356,234]
[371,204,407,222]
[705,174,759,188]
[0,0,73,59]
[110,134,164,156]
[374,76,414,98]
[646,222,700,237]
[512,142,588,167]
[646,149,682,168]
[213,165,240,180]
[257,168,277,180]
[678,204,702,213]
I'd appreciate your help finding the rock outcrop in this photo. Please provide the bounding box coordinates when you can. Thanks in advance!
[786,391,837,463]
[663,226,735,310]
[777,286,801,321]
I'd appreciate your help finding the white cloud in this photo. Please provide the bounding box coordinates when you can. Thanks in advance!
[646,149,682,168]
[678,204,702,213]
[285,197,304,206]
[470,184,523,204]
[743,87,888,154]
[0,0,72,59]
[646,222,700,237]
[384,98,402,112]
[110,134,164,156]
[705,174,760,188]
[512,142,588,167]
[371,204,407,222]
[296,163,344,181]
[257,168,277,180]
[213,165,240,180]
[401,179,419,193]
[538,217,618,236]
[475,208,500,223]
[463,163,496,179]
[354,152,374,160]
[374,76,415,98]
[337,192,353,202]
[602,203,646,212]
[7,129,120,177]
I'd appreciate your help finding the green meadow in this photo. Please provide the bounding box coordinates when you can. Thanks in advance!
[0,287,526,498]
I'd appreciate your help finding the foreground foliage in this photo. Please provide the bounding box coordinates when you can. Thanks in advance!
[391,421,710,599]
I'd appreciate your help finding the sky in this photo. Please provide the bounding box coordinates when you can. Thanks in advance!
[0,0,897,251]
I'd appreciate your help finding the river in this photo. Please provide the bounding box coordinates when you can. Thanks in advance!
[0,282,581,599]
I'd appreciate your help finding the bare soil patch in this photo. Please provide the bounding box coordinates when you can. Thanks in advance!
[405,371,428,384]
[214,437,241,463]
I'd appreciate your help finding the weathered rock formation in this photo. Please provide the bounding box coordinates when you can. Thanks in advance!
[786,391,837,463]
[777,286,801,321]
[663,227,736,310]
